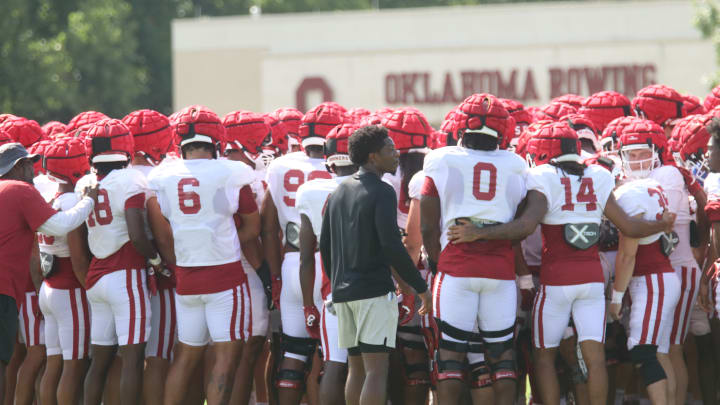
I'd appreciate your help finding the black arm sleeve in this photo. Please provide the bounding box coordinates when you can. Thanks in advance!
[319,199,332,281]
[375,186,428,294]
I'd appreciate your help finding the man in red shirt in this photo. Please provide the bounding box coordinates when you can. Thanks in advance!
[0,143,97,402]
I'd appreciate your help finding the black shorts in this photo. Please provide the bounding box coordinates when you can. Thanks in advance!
[0,294,18,364]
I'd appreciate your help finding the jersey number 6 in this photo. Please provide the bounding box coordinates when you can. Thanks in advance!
[178,178,201,214]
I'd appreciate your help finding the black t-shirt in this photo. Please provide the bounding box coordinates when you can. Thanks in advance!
[319,169,427,303]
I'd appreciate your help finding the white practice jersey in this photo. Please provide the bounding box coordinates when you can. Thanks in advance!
[38,192,80,258]
[614,178,668,245]
[296,176,347,240]
[78,168,148,259]
[650,166,695,265]
[706,172,720,201]
[423,146,528,250]
[250,169,267,208]
[148,158,254,267]
[34,174,59,203]
[265,152,332,242]
[408,170,425,201]
[527,164,614,225]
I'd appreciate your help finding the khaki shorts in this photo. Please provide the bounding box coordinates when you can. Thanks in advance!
[335,292,398,352]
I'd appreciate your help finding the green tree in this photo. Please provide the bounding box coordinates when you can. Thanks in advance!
[695,0,720,87]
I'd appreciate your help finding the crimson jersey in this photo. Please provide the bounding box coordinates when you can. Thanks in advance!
[423,146,527,279]
[527,164,614,285]
[614,179,674,276]
[265,152,332,243]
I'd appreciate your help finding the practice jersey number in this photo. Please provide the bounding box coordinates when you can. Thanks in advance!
[283,169,332,207]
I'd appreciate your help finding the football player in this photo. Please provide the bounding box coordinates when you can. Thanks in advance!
[222,110,273,405]
[37,137,92,405]
[624,118,706,405]
[80,118,161,405]
[260,102,341,404]
[122,109,177,405]
[146,106,259,405]
[420,94,525,405]
[296,122,359,405]
[382,108,433,405]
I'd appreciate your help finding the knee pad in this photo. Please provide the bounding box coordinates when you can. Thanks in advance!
[404,362,431,386]
[435,355,466,382]
[630,345,666,387]
[436,319,471,353]
[281,333,316,363]
[468,361,492,389]
[485,339,517,383]
[276,368,305,390]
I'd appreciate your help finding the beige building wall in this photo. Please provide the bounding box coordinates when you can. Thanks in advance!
[172,0,717,123]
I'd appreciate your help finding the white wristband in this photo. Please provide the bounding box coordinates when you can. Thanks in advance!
[148,254,162,267]
[517,274,534,290]
[611,289,624,304]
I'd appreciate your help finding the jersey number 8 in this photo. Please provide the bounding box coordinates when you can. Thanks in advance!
[87,189,113,227]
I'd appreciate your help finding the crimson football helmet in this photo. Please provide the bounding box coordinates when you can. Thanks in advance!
[453,93,515,149]
[271,107,303,153]
[298,103,345,148]
[500,99,533,139]
[0,129,11,147]
[173,106,226,157]
[324,123,358,168]
[42,121,68,139]
[223,111,273,155]
[525,121,582,167]
[670,114,713,185]
[704,84,720,112]
[578,91,632,132]
[564,114,600,153]
[122,109,173,165]
[348,108,371,124]
[681,94,706,117]
[86,119,135,163]
[536,102,578,121]
[28,140,53,175]
[382,108,431,152]
[617,119,666,179]
[552,94,586,109]
[0,118,44,148]
[67,111,109,133]
[43,138,90,185]
[600,116,640,155]
[632,85,684,126]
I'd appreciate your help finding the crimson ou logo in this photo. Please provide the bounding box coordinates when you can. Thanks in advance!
[296,77,334,112]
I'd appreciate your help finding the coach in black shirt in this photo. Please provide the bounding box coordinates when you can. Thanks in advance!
[320,125,431,405]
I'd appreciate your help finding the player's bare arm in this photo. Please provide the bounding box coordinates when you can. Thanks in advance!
[67,224,91,288]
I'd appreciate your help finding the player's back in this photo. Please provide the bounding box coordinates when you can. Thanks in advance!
[527,164,614,285]
[266,151,332,237]
[149,158,253,267]
[423,146,527,279]
[297,177,345,240]
[424,146,527,246]
[82,167,147,259]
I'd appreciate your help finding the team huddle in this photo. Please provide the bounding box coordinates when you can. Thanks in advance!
[2,82,720,405]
